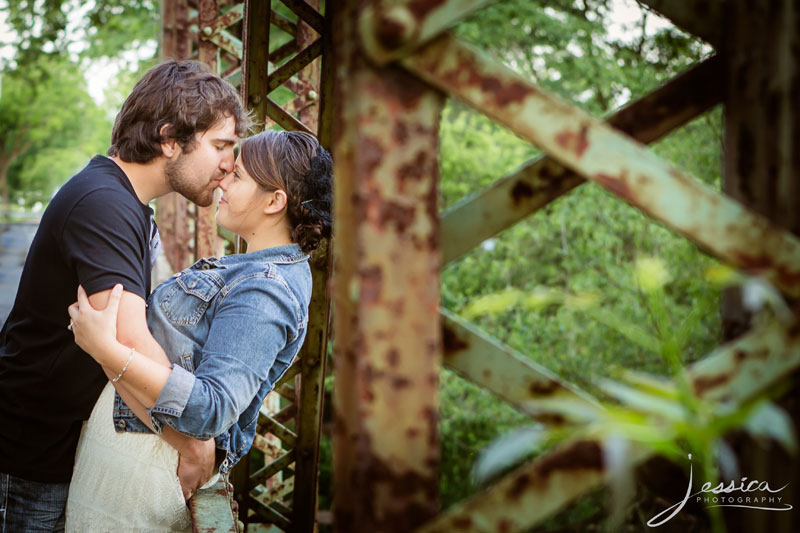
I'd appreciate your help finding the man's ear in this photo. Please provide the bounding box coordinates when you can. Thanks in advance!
[159,124,179,158]
[264,190,288,215]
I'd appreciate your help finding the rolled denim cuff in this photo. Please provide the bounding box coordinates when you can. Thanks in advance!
[148,364,196,432]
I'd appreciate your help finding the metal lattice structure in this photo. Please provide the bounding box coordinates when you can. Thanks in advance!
[158,0,800,531]
[160,1,332,531]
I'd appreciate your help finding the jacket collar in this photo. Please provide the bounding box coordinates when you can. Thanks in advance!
[217,243,308,266]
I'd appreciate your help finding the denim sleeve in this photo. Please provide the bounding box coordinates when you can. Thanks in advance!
[147,275,297,439]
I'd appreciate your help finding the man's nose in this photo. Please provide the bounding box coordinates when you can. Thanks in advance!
[220,149,234,173]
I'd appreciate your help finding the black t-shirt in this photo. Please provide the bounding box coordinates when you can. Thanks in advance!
[0,156,157,482]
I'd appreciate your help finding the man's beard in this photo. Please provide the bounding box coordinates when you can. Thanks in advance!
[165,154,216,207]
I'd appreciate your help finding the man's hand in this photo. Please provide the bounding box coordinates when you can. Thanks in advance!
[177,437,216,501]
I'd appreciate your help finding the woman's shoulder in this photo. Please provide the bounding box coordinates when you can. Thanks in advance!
[225,257,311,313]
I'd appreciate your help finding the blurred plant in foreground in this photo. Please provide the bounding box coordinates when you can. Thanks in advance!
[465,257,797,532]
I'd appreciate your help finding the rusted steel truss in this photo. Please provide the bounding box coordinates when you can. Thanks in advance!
[328,1,800,532]
[160,1,333,531]
[161,0,800,530]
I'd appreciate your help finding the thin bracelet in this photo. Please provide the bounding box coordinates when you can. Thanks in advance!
[112,347,136,383]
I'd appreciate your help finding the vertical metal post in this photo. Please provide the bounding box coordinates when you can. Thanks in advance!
[232,0,271,523]
[242,0,270,128]
[722,2,800,532]
[158,0,194,272]
[331,2,444,531]
[197,0,224,260]
[295,0,321,132]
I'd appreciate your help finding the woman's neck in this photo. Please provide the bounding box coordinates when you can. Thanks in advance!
[240,222,293,253]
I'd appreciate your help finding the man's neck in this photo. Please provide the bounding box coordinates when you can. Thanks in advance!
[111,156,170,205]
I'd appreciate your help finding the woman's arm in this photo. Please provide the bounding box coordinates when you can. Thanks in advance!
[70,277,296,441]
[71,284,174,408]
[72,285,217,497]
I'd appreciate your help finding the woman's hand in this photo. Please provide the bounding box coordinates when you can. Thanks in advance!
[67,284,123,360]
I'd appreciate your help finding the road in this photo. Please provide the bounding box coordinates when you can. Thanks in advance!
[0,222,38,323]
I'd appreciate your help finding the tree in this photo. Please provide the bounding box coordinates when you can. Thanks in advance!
[0,55,108,206]
[0,0,159,208]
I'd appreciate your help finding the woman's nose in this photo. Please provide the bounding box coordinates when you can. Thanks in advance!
[218,173,231,190]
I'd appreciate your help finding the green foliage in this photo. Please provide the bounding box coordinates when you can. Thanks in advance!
[435,0,728,520]
[1,54,111,205]
[0,0,159,207]
[467,261,796,531]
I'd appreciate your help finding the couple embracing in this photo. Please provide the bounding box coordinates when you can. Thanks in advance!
[0,60,333,532]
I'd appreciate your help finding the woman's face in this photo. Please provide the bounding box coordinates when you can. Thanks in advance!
[215,155,270,237]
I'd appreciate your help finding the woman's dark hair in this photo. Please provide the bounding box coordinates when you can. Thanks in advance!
[239,130,333,254]
[108,60,252,163]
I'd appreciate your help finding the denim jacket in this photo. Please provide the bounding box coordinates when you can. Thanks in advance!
[112,244,311,474]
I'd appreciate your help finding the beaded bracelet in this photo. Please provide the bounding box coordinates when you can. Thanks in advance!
[112,347,136,383]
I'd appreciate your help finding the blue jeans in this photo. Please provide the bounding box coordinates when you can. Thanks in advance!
[0,472,67,532]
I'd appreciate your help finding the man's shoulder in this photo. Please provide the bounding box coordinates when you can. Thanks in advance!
[51,158,144,219]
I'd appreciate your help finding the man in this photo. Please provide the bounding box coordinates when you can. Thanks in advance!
[0,59,251,532]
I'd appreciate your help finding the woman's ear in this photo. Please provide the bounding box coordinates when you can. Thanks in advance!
[264,189,288,215]
[159,124,179,158]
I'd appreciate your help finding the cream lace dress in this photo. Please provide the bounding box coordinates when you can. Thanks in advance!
[65,382,191,532]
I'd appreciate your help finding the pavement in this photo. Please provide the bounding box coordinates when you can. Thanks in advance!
[0,222,39,323]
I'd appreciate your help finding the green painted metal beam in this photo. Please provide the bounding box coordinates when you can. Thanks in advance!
[440,55,723,265]
[190,479,240,533]
[442,309,600,422]
[402,34,800,298]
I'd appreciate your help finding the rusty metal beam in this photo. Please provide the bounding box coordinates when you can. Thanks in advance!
[360,0,497,65]
[251,450,296,486]
[158,0,195,273]
[638,0,721,46]
[402,34,800,298]
[258,411,298,447]
[418,440,642,533]
[275,382,296,402]
[206,29,243,57]
[691,310,800,403]
[266,97,314,133]
[331,1,443,531]
[279,0,324,33]
[196,0,224,260]
[271,8,297,36]
[441,55,723,265]
[442,310,599,422]
[205,1,244,32]
[251,501,292,530]
[271,38,298,63]
[417,317,800,532]
[267,38,322,92]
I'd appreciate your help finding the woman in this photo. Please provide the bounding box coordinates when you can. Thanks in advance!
[64,130,333,531]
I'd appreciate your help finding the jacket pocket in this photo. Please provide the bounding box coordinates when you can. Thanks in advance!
[159,271,224,326]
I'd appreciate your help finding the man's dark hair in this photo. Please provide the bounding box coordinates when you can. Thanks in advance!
[107,60,251,163]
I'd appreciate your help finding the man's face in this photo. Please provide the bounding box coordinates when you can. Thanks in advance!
[166,116,238,206]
